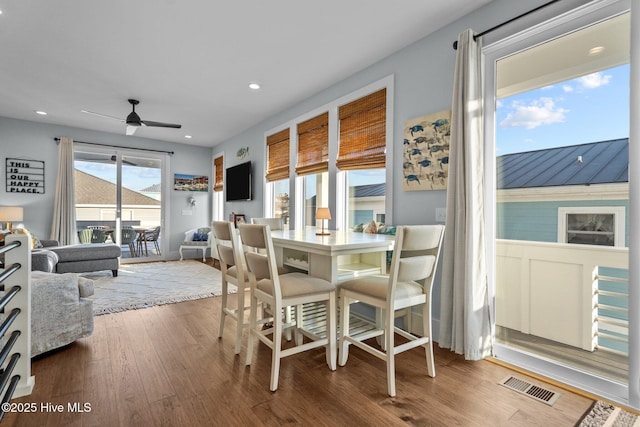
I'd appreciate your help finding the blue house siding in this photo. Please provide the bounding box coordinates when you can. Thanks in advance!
[497,199,629,246]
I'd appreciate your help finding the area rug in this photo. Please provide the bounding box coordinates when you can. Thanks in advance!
[577,400,640,426]
[82,260,231,315]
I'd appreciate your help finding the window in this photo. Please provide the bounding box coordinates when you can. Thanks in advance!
[338,88,387,229]
[296,113,329,229]
[337,88,386,170]
[346,169,385,228]
[266,128,290,181]
[263,76,393,231]
[558,207,625,247]
[212,155,224,221]
[273,179,290,228]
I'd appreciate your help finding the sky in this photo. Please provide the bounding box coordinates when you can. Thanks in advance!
[75,160,161,191]
[496,64,629,155]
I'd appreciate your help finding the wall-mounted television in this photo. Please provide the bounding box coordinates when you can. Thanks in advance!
[226,161,252,201]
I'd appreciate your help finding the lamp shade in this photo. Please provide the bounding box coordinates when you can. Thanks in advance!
[0,206,23,222]
[316,207,331,220]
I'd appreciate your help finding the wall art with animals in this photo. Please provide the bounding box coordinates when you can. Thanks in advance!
[402,110,450,191]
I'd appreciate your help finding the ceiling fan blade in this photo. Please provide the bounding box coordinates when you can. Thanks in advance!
[141,120,182,129]
[126,125,137,136]
[81,110,124,122]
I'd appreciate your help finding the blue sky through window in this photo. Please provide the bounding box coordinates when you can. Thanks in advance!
[496,64,629,155]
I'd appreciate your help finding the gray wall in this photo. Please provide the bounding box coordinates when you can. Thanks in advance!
[211,0,554,225]
[0,116,212,258]
[210,0,556,324]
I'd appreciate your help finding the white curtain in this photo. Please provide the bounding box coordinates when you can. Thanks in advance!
[438,29,492,360]
[50,137,78,245]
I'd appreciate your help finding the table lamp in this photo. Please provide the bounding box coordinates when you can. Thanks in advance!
[315,207,331,236]
[0,206,24,232]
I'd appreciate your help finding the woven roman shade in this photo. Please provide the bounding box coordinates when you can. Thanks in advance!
[295,112,329,176]
[213,156,223,192]
[266,128,290,182]
[337,88,386,170]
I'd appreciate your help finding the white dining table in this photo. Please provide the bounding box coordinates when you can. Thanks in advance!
[270,229,395,283]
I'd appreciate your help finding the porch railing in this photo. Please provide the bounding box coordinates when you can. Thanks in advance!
[496,239,628,352]
[594,267,629,355]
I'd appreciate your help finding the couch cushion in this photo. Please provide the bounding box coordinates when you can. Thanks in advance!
[49,243,121,262]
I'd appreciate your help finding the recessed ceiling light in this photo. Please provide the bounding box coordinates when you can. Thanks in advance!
[249,83,261,90]
[185,135,192,139]
[35,110,47,115]
[588,46,605,56]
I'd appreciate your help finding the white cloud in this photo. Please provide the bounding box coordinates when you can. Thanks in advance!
[496,99,503,108]
[576,72,612,89]
[499,97,568,129]
[562,85,574,92]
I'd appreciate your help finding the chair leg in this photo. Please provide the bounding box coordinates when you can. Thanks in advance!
[270,305,283,392]
[338,294,350,366]
[294,304,303,346]
[218,280,228,338]
[423,303,435,378]
[326,293,337,371]
[179,246,184,261]
[234,286,245,355]
[386,312,396,397]
[245,291,258,366]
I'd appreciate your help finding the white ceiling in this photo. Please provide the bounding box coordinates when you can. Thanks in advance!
[0,0,492,147]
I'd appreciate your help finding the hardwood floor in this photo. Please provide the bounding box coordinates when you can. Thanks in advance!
[5,294,594,426]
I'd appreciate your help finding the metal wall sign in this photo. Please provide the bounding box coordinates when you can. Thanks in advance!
[6,158,45,194]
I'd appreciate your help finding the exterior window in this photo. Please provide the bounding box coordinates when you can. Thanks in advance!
[213,155,224,221]
[303,172,328,229]
[347,169,385,228]
[272,179,290,229]
[558,207,625,247]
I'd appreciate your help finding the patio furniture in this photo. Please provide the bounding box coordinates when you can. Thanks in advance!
[140,226,161,255]
[121,227,139,257]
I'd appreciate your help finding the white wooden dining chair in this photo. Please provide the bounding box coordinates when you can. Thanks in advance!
[251,217,285,230]
[238,223,337,391]
[212,220,250,355]
[338,224,445,397]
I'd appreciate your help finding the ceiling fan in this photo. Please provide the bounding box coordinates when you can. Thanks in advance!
[82,99,182,136]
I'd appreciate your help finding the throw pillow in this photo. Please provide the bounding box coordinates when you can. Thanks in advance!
[192,232,208,241]
[363,220,378,234]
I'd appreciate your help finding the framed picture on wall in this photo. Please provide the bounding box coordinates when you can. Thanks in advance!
[174,174,208,192]
[233,214,246,227]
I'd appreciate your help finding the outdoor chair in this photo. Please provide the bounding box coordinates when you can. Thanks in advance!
[120,227,138,257]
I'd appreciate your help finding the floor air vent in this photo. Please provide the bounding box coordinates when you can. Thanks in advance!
[499,376,560,406]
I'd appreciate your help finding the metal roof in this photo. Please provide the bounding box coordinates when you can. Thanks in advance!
[351,183,386,198]
[497,138,628,189]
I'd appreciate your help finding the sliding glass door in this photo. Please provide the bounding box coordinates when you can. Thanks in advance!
[74,144,168,262]
[484,1,634,407]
